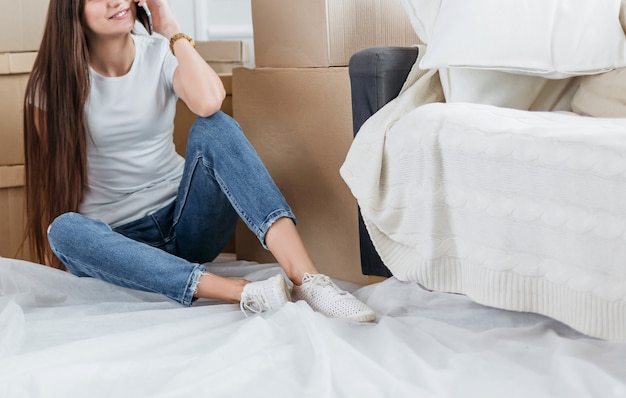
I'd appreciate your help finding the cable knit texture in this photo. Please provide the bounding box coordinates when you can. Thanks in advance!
[341,56,626,342]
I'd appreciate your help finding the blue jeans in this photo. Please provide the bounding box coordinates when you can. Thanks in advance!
[48,111,295,306]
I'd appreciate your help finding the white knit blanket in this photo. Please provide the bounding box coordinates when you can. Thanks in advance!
[341,67,626,342]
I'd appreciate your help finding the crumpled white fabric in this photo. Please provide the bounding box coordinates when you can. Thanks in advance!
[0,257,624,398]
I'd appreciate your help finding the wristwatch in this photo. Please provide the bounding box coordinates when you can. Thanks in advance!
[169,33,195,55]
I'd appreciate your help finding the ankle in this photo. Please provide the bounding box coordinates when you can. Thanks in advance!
[286,268,319,286]
[195,273,248,303]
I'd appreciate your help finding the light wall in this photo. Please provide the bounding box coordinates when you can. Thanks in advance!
[168,0,255,66]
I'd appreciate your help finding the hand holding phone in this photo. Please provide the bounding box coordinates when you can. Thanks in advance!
[136,3,153,35]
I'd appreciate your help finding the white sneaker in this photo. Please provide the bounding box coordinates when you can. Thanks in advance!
[240,274,291,316]
[292,273,376,322]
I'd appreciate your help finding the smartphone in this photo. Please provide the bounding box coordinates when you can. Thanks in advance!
[136,3,153,35]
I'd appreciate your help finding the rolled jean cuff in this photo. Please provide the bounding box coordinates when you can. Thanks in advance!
[258,209,297,250]
[185,263,207,306]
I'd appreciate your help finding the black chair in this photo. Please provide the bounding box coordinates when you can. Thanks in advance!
[348,46,419,277]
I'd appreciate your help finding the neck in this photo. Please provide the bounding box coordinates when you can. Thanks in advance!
[87,32,135,77]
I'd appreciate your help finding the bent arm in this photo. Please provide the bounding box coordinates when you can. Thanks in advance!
[170,37,226,117]
[142,0,226,117]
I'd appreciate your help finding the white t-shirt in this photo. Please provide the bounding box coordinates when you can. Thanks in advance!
[79,34,184,228]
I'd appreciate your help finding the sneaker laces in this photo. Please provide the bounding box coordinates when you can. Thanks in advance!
[240,287,270,316]
[302,273,349,298]
[295,273,376,322]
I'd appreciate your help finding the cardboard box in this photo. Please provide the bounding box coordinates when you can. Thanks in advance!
[252,0,420,67]
[0,0,49,52]
[0,165,32,261]
[232,66,366,285]
[195,41,250,73]
[0,52,37,166]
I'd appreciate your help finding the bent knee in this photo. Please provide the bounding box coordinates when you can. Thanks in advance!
[47,212,109,248]
[48,212,82,234]
[189,112,242,140]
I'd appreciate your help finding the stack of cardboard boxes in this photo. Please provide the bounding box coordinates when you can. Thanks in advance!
[232,0,419,284]
[0,0,49,261]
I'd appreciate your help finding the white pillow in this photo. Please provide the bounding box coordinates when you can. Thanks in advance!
[439,68,579,111]
[420,0,626,79]
[399,0,442,44]
[439,68,548,110]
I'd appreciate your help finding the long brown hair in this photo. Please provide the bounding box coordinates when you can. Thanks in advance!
[23,0,91,268]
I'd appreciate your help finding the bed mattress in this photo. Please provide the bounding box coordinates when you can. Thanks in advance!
[341,69,626,342]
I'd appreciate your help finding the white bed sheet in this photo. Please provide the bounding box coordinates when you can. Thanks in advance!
[0,257,625,397]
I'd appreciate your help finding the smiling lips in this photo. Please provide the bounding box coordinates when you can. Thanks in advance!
[110,8,130,20]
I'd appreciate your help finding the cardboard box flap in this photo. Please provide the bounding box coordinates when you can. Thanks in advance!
[0,52,37,75]
[0,165,25,189]
[195,41,250,63]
